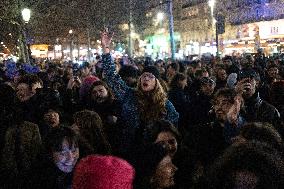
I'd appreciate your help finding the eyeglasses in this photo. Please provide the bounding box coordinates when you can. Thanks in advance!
[141,73,155,80]
[213,100,232,108]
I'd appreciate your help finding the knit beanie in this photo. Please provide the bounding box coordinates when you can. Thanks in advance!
[142,66,160,79]
[72,155,135,189]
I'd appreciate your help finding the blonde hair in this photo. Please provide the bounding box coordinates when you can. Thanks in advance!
[136,78,167,122]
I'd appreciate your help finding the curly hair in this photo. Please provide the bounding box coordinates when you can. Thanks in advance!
[73,110,112,155]
[204,141,284,189]
[136,78,167,123]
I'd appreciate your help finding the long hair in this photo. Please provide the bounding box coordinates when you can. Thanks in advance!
[73,110,112,155]
[136,78,167,123]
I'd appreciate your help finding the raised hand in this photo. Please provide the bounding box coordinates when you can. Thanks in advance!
[101,30,113,49]
[227,96,242,125]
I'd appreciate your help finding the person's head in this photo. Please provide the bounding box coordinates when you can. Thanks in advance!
[267,64,279,79]
[89,80,114,104]
[216,67,228,81]
[134,144,177,189]
[147,120,181,158]
[213,88,243,123]
[200,77,216,96]
[139,66,160,92]
[242,54,255,68]
[72,110,111,154]
[43,109,60,128]
[236,69,259,99]
[73,155,135,189]
[45,127,79,173]
[119,65,139,88]
[233,122,282,151]
[167,62,179,76]
[195,68,209,79]
[16,74,43,102]
[205,141,284,189]
[80,62,91,78]
[169,72,187,89]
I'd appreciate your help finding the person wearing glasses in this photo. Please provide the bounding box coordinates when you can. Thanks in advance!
[100,31,179,160]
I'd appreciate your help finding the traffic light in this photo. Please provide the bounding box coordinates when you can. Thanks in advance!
[216,14,225,34]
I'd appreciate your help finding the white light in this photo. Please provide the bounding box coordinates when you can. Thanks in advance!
[0,42,3,45]
[208,0,215,8]
[157,12,164,21]
[22,8,31,23]
[69,30,73,34]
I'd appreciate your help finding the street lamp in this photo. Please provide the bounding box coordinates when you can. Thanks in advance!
[208,0,218,56]
[69,29,74,62]
[157,12,164,21]
[21,8,31,63]
[22,8,31,23]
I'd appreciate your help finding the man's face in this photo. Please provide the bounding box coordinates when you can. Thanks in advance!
[217,69,227,81]
[200,83,215,96]
[16,83,33,102]
[155,131,178,158]
[81,67,90,77]
[213,96,234,122]
[167,66,176,76]
[92,85,109,103]
[268,67,278,79]
[236,77,257,99]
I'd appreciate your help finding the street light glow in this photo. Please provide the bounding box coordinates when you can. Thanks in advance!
[22,8,31,23]
[69,29,73,34]
[157,12,164,21]
[208,0,215,8]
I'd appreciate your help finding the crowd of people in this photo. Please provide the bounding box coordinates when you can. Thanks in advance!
[0,31,284,189]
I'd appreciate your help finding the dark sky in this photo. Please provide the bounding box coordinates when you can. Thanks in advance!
[1,0,146,44]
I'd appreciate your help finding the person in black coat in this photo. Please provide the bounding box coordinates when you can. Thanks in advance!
[184,88,245,182]
[168,73,190,133]
[187,77,215,128]
[85,80,121,150]
[235,69,281,134]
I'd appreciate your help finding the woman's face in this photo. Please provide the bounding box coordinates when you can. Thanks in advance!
[152,155,177,188]
[53,139,79,173]
[140,72,156,92]
[155,131,178,158]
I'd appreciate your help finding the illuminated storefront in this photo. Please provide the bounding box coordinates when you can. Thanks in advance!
[223,19,284,55]
[30,44,49,58]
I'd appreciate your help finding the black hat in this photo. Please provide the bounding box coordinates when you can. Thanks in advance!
[237,69,259,81]
[142,66,160,79]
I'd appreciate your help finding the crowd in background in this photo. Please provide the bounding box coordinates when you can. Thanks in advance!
[0,32,284,189]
